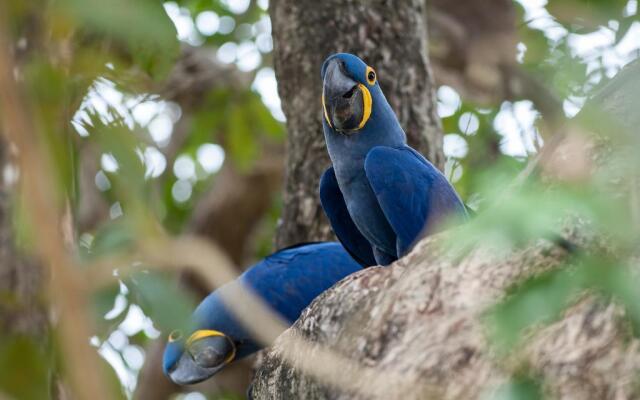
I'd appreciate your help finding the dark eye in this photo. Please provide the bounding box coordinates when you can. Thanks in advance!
[366,66,376,85]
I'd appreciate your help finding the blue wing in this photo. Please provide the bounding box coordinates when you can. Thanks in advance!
[242,242,362,323]
[189,242,362,359]
[364,146,467,256]
[319,167,377,267]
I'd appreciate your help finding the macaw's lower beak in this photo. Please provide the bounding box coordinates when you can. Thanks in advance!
[168,335,236,385]
[323,58,365,133]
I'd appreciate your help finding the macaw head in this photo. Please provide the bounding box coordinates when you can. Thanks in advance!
[321,53,403,142]
[162,289,257,385]
[162,327,236,385]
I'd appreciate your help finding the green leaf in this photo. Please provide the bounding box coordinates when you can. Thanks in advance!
[546,0,629,30]
[486,257,640,354]
[92,284,129,334]
[582,260,640,335]
[226,105,258,170]
[491,374,542,400]
[58,0,179,79]
[248,94,285,140]
[486,267,580,352]
[60,0,176,47]
[128,272,197,334]
[0,336,50,400]
[86,221,137,259]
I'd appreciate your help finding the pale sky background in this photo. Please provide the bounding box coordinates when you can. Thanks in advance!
[71,0,640,396]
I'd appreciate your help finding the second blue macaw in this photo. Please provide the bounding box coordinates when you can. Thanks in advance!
[320,53,468,266]
[163,242,361,385]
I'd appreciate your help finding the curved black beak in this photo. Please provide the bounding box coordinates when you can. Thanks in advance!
[168,335,236,385]
[323,58,364,133]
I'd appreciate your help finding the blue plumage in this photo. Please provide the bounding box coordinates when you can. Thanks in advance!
[163,242,361,385]
[319,168,377,266]
[320,53,467,266]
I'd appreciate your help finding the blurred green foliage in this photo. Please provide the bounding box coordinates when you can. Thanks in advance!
[0,336,50,400]
[4,0,282,398]
[436,1,640,396]
[1,0,639,398]
[492,374,543,400]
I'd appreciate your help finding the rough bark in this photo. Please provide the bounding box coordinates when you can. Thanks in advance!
[271,0,443,248]
[251,57,640,400]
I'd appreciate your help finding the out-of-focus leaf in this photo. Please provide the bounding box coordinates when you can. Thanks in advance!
[547,0,629,30]
[487,257,640,353]
[23,59,76,201]
[178,0,228,15]
[58,0,179,78]
[227,105,257,170]
[12,191,37,253]
[128,272,196,334]
[448,160,634,257]
[615,18,637,43]
[59,0,176,47]
[86,221,137,259]
[209,392,246,400]
[92,284,128,333]
[584,260,640,335]
[486,267,579,352]
[248,94,284,140]
[518,28,551,67]
[190,93,226,144]
[93,123,149,207]
[0,336,50,400]
[491,374,542,400]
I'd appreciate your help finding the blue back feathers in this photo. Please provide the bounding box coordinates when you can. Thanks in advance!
[163,242,361,374]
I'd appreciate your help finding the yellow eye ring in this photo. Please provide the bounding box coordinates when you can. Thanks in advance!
[357,84,372,129]
[366,66,376,85]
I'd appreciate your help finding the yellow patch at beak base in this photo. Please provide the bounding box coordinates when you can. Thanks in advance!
[185,329,226,347]
[322,92,333,128]
[357,84,372,129]
[322,85,372,131]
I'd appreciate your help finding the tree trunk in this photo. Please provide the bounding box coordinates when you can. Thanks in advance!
[251,60,640,399]
[271,0,443,248]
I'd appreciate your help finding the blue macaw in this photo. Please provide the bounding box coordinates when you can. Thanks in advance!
[320,53,467,267]
[163,242,361,385]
